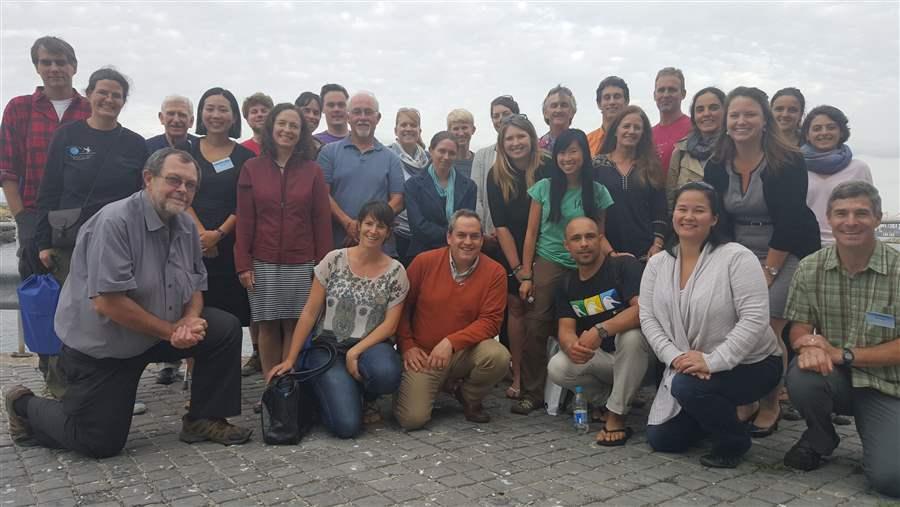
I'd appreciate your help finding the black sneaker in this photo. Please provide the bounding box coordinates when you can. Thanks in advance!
[700,453,742,469]
[156,367,178,385]
[784,441,823,471]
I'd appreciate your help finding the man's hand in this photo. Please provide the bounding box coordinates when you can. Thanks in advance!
[427,338,453,371]
[174,316,207,338]
[577,327,603,351]
[403,347,428,373]
[238,270,254,290]
[564,340,595,364]
[170,324,202,349]
[344,219,359,243]
[797,346,834,375]
[39,248,55,269]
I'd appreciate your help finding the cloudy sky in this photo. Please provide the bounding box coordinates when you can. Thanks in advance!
[2,1,898,212]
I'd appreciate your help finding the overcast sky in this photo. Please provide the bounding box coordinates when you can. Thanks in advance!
[2,1,898,213]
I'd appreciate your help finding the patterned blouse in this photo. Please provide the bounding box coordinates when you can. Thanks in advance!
[313,248,409,344]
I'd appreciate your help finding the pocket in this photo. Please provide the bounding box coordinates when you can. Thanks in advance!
[861,304,897,345]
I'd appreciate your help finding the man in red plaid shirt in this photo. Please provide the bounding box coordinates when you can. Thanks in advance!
[1,36,91,279]
[1,36,91,399]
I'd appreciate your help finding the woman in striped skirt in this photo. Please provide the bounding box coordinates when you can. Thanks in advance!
[235,103,332,379]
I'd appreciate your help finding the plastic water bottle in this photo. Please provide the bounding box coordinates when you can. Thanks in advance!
[573,386,589,433]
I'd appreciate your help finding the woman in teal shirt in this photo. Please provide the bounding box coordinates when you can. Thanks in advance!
[512,128,615,414]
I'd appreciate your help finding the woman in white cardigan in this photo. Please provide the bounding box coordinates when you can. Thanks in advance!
[640,181,782,468]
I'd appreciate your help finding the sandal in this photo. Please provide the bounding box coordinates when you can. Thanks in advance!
[363,400,383,425]
[505,385,521,400]
[591,406,608,423]
[595,425,633,447]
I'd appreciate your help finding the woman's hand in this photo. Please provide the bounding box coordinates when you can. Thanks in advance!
[266,359,294,383]
[646,240,664,259]
[346,347,362,381]
[238,270,255,290]
[518,279,534,303]
[199,229,221,252]
[674,350,710,376]
[39,248,55,270]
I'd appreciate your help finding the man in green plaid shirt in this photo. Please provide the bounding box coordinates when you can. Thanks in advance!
[782,181,898,498]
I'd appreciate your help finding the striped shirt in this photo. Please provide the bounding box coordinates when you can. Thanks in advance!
[785,241,900,398]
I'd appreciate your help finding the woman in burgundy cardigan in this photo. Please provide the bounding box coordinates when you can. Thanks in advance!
[235,103,332,378]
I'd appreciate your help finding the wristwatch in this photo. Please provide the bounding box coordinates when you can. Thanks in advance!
[594,323,610,340]
[841,347,855,367]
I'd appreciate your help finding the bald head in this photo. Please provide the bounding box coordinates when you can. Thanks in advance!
[564,217,603,267]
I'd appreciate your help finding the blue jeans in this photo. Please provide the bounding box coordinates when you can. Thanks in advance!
[301,341,401,439]
[647,355,781,457]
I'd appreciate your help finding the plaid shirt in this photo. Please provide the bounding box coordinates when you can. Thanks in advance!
[785,241,900,398]
[0,87,91,210]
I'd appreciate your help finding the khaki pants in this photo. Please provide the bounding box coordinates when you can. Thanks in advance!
[394,339,510,430]
[520,256,569,403]
[547,328,651,415]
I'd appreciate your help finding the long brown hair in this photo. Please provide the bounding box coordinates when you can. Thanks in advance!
[714,86,800,173]
[261,103,316,161]
[599,105,663,189]
[491,115,542,203]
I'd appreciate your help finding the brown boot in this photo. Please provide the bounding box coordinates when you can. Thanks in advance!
[179,415,252,445]
[3,385,36,445]
[453,385,490,423]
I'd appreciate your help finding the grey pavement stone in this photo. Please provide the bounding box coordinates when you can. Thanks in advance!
[4,363,899,507]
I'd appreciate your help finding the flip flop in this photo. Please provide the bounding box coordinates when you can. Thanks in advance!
[591,406,608,423]
[595,425,633,447]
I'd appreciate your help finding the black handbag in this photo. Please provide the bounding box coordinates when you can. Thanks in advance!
[47,127,123,249]
[261,341,336,445]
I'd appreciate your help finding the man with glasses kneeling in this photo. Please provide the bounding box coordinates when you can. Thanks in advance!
[4,148,252,458]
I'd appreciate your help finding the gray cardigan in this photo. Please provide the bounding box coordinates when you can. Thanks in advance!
[470,144,497,235]
[640,241,780,425]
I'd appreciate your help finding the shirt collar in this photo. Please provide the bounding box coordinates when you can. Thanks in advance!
[449,250,479,283]
[33,86,84,104]
[339,136,384,153]
[824,241,889,276]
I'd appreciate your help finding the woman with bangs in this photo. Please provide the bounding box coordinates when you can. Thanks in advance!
[388,107,429,264]
[486,114,548,399]
[593,105,667,260]
[511,128,615,415]
[704,86,820,438]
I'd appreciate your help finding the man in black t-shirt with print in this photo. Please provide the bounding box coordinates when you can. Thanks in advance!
[548,216,652,446]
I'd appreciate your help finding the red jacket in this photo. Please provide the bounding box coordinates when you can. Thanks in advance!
[234,153,332,273]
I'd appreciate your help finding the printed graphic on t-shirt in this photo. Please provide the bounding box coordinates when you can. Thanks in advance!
[67,145,96,161]
[569,288,623,317]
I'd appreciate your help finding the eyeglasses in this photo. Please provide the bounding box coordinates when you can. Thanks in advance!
[350,108,378,117]
[163,174,198,192]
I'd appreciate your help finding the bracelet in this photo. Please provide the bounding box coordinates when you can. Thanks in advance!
[216,228,226,238]
[512,264,523,274]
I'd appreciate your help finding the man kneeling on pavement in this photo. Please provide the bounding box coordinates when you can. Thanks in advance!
[4,148,251,458]
[394,210,510,429]
[548,216,652,446]
[782,181,899,498]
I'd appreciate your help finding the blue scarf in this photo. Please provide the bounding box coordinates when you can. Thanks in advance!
[801,144,853,175]
[427,163,456,222]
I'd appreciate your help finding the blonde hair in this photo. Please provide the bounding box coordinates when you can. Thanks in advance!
[395,108,425,149]
[446,108,474,127]
[492,115,542,203]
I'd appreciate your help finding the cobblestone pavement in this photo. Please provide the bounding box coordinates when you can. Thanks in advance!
[1,356,896,506]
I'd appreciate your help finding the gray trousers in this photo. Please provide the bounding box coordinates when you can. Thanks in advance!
[786,360,900,498]
[547,328,651,416]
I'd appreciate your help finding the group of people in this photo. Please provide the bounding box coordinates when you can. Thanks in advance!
[1,36,896,498]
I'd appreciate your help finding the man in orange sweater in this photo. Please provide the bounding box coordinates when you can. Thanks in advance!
[394,210,509,429]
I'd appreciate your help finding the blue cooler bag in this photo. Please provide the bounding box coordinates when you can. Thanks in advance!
[17,274,63,355]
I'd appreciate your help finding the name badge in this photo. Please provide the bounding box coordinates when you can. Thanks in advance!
[212,157,235,173]
[865,311,896,329]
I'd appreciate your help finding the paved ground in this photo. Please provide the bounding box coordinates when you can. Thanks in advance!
[1,355,896,507]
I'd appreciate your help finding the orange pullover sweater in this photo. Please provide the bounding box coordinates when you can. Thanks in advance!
[398,247,507,354]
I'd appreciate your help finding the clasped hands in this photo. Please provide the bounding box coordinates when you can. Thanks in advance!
[403,338,453,373]
[672,350,711,380]
[795,334,841,375]
[170,316,207,349]
[562,328,603,365]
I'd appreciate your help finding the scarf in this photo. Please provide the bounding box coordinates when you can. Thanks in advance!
[389,142,429,177]
[801,144,853,175]
[685,130,718,161]
[427,163,456,222]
